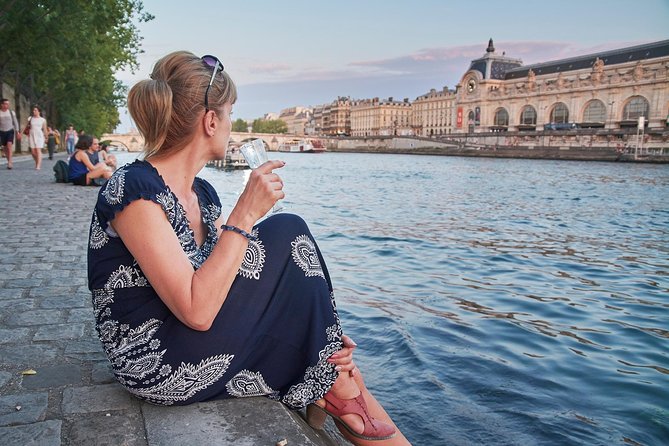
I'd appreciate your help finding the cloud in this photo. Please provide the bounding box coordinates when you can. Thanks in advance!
[248,63,292,74]
[346,40,644,77]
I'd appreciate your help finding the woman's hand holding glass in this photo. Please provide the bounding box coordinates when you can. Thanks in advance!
[235,159,285,223]
[240,139,284,214]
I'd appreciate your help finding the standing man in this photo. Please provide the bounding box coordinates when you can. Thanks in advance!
[0,98,21,169]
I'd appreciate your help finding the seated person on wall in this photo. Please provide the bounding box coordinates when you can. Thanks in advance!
[98,142,118,170]
[86,51,407,445]
[68,135,112,186]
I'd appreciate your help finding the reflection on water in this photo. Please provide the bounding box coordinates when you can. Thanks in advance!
[114,151,669,445]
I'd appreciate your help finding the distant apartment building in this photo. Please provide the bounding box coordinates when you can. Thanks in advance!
[350,97,413,137]
[412,87,457,136]
[310,104,325,135]
[455,39,669,133]
[321,97,352,136]
[278,106,312,135]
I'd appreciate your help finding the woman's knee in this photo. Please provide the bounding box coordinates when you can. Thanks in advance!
[260,213,311,236]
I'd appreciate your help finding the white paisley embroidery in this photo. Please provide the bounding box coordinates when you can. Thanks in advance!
[104,264,148,290]
[291,234,325,279]
[281,325,341,409]
[226,370,277,398]
[102,167,126,205]
[126,354,234,405]
[89,212,109,249]
[115,350,166,379]
[238,229,265,280]
[92,288,114,319]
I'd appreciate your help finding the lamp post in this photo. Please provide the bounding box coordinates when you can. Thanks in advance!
[608,100,615,130]
[541,105,548,148]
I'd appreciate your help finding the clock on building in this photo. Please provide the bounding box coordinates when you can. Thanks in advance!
[467,78,477,93]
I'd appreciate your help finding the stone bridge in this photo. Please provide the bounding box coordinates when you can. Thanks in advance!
[100,131,312,152]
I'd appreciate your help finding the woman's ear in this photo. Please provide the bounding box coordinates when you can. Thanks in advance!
[203,110,217,136]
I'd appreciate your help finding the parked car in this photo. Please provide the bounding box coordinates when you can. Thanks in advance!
[544,122,578,130]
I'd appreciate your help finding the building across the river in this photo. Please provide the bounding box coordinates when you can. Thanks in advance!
[305,39,668,139]
[454,38,669,134]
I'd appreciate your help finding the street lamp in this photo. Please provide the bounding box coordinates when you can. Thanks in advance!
[608,100,615,130]
[541,105,548,148]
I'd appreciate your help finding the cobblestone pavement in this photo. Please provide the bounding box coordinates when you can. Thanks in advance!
[0,152,343,445]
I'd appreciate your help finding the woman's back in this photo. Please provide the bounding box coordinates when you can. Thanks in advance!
[68,151,88,180]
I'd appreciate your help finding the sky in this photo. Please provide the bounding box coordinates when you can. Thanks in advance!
[114,0,669,132]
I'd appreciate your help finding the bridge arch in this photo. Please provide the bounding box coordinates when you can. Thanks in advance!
[101,139,132,152]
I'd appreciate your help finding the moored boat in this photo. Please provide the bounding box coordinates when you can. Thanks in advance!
[278,139,326,153]
[207,144,250,169]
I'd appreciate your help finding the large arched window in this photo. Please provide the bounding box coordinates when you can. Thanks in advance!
[550,103,569,123]
[494,108,509,126]
[622,96,650,121]
[520,106,537,125]
[582,100,606,123]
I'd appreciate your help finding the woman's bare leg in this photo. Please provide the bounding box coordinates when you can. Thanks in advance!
[4,141,13,168]
[349,368,410,445]
[86,165,112,184]
[316,369,410,445]
[31,147,42,169]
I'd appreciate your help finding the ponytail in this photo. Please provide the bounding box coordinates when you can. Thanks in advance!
[128,79,173,159]
[127,51,237,159]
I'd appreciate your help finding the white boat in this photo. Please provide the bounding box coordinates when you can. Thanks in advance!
[278,139,326,153]
[217,145,249,169]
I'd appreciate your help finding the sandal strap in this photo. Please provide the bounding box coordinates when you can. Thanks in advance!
[323,393,395,439]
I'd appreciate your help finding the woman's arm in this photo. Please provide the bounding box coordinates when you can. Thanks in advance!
[111,160,285,331]
[112,198,251,331]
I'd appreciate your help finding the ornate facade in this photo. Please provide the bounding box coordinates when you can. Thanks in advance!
[455,39,669,133]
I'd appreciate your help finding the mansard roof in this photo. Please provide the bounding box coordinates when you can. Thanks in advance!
[466,39,523,80]
[504,39,669,80]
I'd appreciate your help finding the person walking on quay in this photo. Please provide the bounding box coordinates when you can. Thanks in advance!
[68,135,112,186]
[65,124,77,156]
[46,126,59,160]
[0,98,21,169]
[26,105,47,170]
[87,51,408,445]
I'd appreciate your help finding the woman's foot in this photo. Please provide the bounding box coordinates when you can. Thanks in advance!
[307,393,396,441]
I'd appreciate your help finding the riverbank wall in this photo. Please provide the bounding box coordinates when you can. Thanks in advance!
[321,132,669,163]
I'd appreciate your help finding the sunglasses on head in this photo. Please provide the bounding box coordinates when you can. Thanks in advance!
[201,55,224,112]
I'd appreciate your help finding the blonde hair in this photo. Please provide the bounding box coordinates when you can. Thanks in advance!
[128,51,237,159]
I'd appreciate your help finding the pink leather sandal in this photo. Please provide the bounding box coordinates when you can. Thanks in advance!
[306,392,396,441]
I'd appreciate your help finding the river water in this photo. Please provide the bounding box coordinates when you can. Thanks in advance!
[115,151,668,445]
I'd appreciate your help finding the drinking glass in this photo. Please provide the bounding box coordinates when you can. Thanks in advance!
[239,139,283,213]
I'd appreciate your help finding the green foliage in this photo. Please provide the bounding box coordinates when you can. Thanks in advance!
[0,0,153,135]
[252,119,288,134]
[232,118,248,132]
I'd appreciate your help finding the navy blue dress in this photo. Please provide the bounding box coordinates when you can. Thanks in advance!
[87,160,342,408]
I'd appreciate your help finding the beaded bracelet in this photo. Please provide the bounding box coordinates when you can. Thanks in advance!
[221,224,257,241]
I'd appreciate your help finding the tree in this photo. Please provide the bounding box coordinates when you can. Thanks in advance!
[232,118,248,132]
[252,119,287,134]
[0,1,153,136]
